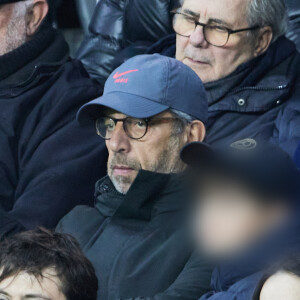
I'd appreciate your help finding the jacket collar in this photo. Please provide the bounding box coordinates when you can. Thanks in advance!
[94,177,125,218]
[147,34,176,57]
[95,170,184,220]
[0,26,69,87]
[206,36,297,111]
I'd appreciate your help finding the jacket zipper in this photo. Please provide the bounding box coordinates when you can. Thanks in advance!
[0,65,60,97]
[230,84,289,95]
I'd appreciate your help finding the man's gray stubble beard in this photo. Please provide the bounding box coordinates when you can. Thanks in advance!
[108,134,185,195]
[0,4,28,56]
[5,14,27,53]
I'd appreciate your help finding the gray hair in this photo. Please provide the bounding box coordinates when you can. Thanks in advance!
[169,109,196,134]
[179,0,288,42]
[12,0,33,18]
[247,0,288,42]
[1,0,33,55]
[170,109,195,122]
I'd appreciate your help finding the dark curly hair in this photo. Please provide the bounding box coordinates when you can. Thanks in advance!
[0,228,98,300]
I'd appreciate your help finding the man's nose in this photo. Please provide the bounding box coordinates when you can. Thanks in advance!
[189,25,208,48]
[107,122,131,153]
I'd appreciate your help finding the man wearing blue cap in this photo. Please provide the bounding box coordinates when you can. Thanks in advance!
[0,0,107,239]
[181,139,300,300]
[57,54,212,300]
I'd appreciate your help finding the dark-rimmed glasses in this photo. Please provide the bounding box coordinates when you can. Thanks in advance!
[172,11,260,47]
[96,116,183,140]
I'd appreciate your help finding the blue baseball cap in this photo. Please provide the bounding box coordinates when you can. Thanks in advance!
[181,139,300,203]
[77,54,208,124]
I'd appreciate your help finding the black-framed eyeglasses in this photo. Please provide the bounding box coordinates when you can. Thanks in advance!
[172,11,260,47]
[96,116,183,140]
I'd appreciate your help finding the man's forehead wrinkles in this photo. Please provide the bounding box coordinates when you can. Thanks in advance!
[182,6,230,25]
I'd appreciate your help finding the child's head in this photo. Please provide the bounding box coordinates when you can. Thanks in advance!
[0,228,98,300]
[181,139,300,259]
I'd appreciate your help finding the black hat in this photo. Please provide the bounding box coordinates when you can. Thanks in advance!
[181,139,300,202]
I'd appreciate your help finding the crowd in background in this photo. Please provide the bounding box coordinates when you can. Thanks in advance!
[0,0,300,299]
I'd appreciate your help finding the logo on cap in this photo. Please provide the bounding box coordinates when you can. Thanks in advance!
[230,138,257,150]
[113,69,138,83]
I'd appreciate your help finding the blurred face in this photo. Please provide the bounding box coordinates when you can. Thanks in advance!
[176,0,257,83]
[260,272,300,300]
[0,269,66,300]
[0,3,27,56]
[106,110,188,194]
[193,175,287,259]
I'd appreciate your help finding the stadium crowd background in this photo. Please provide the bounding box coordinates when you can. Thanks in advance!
[1,0,300,299]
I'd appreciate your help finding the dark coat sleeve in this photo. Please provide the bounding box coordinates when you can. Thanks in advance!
[272,97,300,156]
[123,254,212,300]
[196,273,262,300]
[0,81,107,240]
[294,142,300,168]
[197,291,239,300]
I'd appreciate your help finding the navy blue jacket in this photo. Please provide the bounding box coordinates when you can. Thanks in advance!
[148,35,300,156]
[199,218,300,300]
[0,28,107,239]
[57,171,212,300]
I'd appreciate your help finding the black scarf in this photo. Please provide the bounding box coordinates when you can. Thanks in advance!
[0,26,69,83]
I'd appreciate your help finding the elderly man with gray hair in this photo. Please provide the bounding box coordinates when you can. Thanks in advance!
[149,0,300,156]
[0,0,107,239]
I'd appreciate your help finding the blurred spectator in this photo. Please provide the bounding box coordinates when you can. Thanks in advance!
[0,228,98,300]
[181,139,300,300]
[0,0,107,239]
[57,55,212,300]
[148,0,300,156]
[253,254,300,300]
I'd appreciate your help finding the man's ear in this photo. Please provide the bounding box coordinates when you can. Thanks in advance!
[187,121,206,143]
[26,0,49,37]
[254,26,273,57]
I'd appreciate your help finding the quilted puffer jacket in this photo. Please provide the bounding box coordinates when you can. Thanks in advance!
[76,0,179,87]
